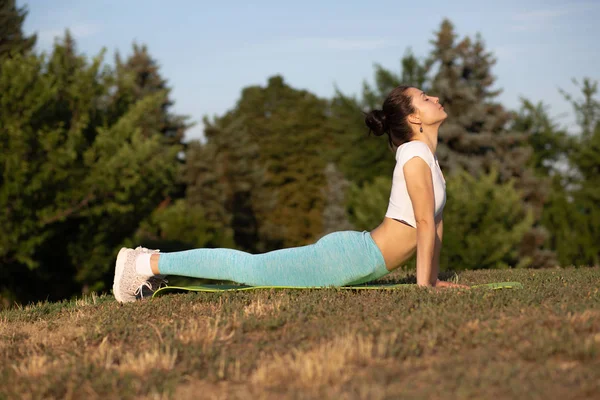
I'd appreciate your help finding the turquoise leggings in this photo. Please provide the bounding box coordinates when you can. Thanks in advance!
[158,230,390,287]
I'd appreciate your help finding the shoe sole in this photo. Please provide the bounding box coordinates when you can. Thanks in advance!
[113,247,129,303]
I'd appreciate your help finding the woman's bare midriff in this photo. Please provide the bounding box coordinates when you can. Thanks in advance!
[369,216,442,272]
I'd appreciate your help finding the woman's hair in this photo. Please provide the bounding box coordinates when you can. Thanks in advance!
[364,85,416,151]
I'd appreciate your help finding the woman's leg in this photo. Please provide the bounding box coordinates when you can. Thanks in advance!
[156,231,389,287]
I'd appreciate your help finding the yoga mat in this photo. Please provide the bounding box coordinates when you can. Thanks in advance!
[152,281,523,298]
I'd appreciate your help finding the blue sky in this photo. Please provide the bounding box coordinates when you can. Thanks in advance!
[21,0,600,140]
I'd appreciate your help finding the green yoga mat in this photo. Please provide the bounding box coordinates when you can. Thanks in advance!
[152,281,523,298]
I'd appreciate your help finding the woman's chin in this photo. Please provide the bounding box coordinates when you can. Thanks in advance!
[435,112,448,123]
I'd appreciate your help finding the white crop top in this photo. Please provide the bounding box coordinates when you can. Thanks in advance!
[384,141,446,228]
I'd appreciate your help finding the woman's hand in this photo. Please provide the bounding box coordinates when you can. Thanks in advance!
[434,279,470,289]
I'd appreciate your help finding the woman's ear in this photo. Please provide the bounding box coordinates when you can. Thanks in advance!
[407,113,421,126]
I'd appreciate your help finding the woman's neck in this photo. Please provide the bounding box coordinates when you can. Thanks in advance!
[411,132,438,154]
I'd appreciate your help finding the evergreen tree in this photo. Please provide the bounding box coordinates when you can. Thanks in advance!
[529,78,600,267]
[0,0,36,60]
[560,78,600,138]
[427,20,524,177]
[104,43,193,256]
[442,169,534,270]
[426,19,554,268]
[0,34,183,304]
[510,98,570,177]
[108,43,189,146]
[555,78,600,266]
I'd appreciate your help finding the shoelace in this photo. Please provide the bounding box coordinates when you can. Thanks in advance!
[149,276,169,289]
[134,281,153,299]
[134,276,169,299]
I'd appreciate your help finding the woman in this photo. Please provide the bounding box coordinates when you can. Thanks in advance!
[113,85,469,303]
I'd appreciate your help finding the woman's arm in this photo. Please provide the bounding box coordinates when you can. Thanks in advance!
[403,157,436,287]
[431,217,470,289]
[430,217,443,286]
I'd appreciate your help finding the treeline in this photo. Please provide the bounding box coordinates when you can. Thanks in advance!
[1,2,599,306]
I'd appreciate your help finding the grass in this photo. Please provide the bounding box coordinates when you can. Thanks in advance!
[0,267,599,400]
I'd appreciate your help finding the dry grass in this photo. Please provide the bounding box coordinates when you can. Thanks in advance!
[242,295,288,318]
[116,345,178,375]
[0,267,599,399]
[251,330,399,387]
[175,314,237,348]
[11,354,65,378]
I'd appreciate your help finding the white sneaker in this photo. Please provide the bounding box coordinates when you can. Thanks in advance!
[112,246,168,303]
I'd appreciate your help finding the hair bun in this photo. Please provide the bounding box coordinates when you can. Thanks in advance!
[364,109,388,137]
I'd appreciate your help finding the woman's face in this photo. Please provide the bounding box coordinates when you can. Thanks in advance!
[408,88,447,124]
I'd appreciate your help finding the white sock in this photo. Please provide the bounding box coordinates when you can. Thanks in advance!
[135,253,155,276]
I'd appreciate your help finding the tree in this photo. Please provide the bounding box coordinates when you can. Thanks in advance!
[0,34,184,304]
[0,0,36,60]
[442,169,534,270]
[548,78,600,266]
[108,43,190,147]
[179,114,269,252]
[201,76,329,251]
[425,19,554,268]
[560,78,600,138]
[510,98,570,177]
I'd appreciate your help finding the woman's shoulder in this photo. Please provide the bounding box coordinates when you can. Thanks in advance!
[395,141,434,164]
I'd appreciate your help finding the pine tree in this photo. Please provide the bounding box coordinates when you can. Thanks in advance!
[0,0,36,60]
[561,78,600,138]
[0,35,183,304]
[556,78,600,266]
[511,99,570,177]
[108,43,189,146]
[426,19,555,268]
[427,20,523,176]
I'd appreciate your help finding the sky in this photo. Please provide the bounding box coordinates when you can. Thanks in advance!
[21,0,600,141]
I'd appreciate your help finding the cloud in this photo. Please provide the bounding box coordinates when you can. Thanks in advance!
[37,23,101,48]
[509,2,599,32]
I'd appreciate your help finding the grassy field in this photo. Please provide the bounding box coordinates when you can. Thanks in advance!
[1,267,599,400]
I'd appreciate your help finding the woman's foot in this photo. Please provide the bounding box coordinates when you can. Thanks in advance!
[112,246,168,303]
